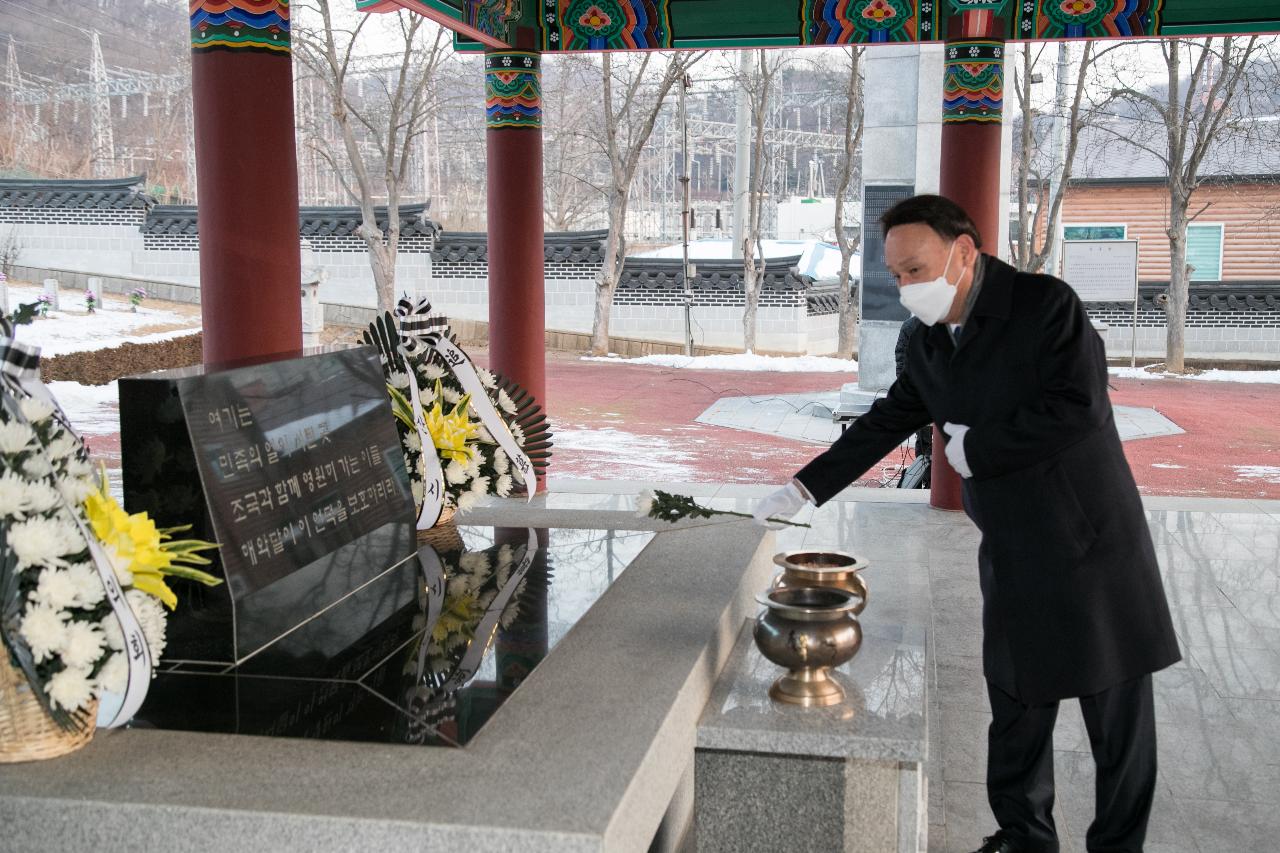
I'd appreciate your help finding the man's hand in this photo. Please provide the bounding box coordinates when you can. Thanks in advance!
[942,422,973,478]
[752,481,810,529]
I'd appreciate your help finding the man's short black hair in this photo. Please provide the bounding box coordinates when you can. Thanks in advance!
[880,194,982,249]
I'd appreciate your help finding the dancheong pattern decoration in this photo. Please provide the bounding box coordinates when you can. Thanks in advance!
[943,40,1004,123]
[464,0,522,44]
[541,0,673,51]
[801,0,943,44]
[190,0,290,54]
[1011,0,1164,39]
[485,51,541,130]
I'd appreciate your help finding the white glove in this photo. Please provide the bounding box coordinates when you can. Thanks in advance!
[752,481,810,529]
[942,422,973,478]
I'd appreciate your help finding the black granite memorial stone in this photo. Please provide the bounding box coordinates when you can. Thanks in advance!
[861,184,914,322]
[118,347,417,664]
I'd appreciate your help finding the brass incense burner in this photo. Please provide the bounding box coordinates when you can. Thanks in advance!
[753,586,863,707]
[771,549,869,613]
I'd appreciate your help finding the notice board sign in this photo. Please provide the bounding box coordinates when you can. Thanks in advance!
[1062,239,1139,302]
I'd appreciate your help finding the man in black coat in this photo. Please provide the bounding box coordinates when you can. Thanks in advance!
[753,195,1180,853]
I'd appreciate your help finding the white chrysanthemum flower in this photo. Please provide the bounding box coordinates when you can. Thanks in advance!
[9,516,82,569]
[477,425,494,443]
[510,421,525,443]
[444,459,468,485]
[0,471,32,517]
[423,363,446,381]
[97,652,128,694]
[47,666,95,712]
[477,367,497,389]
[65,458,93,480]
[441,386,461,406]
[22,454,53,479]
[465,454,482,479]
[636,489,656,518]
[493,449,509,475]
[389,370,411,389]
[405,430,422,452]
[411,480,424,503]
[23,480,62,514]
[44,433,79,462]
[32,568,79,610]
[99,616,124,652]
[497,389,517,415]
[56,474,95,506]
[0,421,36,454]
[65,562,105,608]
[20,604,69,664]
[458,551,489,574]
[456,491,479,513]
[470,476,490,496]
[61,619,106,669]
[496,474,513,497]
[126,589,168,662]
[19,397,56,424]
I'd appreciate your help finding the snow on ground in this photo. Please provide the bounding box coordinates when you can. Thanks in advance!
[1151,463,1187,469]
[1110,366,1280,384]
[582,352,859,373]
[48,381,119,436]
[550,423,699,480]
[1234,465,1280,484]
[5,284,199,356]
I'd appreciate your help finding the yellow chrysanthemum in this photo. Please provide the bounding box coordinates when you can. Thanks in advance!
[423,380,481,464]
[83,471,222,610]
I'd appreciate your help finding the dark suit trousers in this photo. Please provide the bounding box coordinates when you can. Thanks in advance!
[986,674,1157,853]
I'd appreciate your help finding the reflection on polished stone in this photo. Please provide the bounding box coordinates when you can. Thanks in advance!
[134,526,654,747]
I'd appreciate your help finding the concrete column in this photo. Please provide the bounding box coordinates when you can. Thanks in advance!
[855,46,943,392]
[190,1,301,364]
[485,48,546,490]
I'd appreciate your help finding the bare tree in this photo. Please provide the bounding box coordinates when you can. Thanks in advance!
[831,46,864,359]
[739,50,784,353]
[590,50,704,356]
[543,54,607,232]
[1008,40,1114,273]
[1107,37,1260,372]
[294,1,447,312]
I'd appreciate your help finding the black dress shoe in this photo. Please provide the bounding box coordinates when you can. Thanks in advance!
[971,832,1021,853]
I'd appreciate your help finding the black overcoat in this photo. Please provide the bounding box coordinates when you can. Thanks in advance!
[796,256,1181,704]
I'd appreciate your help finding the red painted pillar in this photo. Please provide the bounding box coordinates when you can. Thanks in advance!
[190,2,301,365]
[935,26,1005,511]
[485,48,546,490]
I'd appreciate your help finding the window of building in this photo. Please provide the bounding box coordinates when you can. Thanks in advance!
[1063,224,1127,241]
[1186,223,1224,281]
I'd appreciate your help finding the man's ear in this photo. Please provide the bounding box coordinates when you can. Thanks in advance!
[957,234,978,266]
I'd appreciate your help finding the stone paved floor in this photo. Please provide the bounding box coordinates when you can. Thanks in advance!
[513,480,1280,853]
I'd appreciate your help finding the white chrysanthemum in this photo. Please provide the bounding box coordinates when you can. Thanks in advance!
[65,458,93,480]
[19,397,56,424]
[510,421,525,443]
[65,563,105,608]
[411,480,424,504]
[47,666,95,712]
[458,551,489,574]
[470,476,490,496]
[493,449,509,475]
[8,516,83,569]
[61,619,106,669]
[32,567,80,610]
[126,589,167,662]
[496,389,516,415]
[21,454,53,480]
[456,491,479,513]
[44,433,79,462]
[389,370,411,389]
[24,479,63,514]
[97,652,128,694]
[405,430,422,452]
[56,474,95,506]
[0,421,36,454]
[495,474,513,497]
[423,363,446,381]
[477,367,497,389]
[0,470,32,517]
[444,459,468,485]
[441,386,461,406]
[636,489,656,518]
[20,604,69,664]
[99,615,124,651]
[465,453,482,479]
[477,425,494,443]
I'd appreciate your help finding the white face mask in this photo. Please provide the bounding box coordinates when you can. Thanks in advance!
[898,241,959,326]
